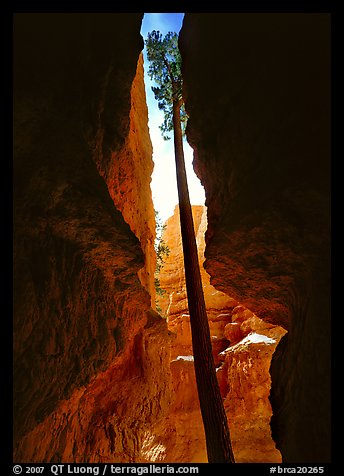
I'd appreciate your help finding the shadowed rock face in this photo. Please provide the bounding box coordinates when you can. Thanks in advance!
[13,13,171,462]
[179,13,331,462]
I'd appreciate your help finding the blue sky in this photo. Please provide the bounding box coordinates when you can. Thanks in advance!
[140,13,205,223]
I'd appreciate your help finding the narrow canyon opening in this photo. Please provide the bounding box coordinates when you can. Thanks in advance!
[138,13,287,463]
[141,13,206,225]
[13,12,331,465]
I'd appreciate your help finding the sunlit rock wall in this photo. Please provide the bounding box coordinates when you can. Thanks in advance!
[154,205,285,463]
[94,53,156,305]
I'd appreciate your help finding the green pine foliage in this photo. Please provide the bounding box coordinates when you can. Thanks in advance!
[146,30,188,140]
[154,211,170,306]
[146,26,235,463]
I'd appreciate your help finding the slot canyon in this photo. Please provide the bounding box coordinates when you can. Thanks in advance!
[13,13,331,464]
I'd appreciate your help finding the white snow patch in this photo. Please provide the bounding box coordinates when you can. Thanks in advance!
[220,332,276,355]
[173,355,194,362]
[243,332,276,345]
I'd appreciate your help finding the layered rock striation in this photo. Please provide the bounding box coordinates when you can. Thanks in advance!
[13,13,170,462]
[179,13,331,462]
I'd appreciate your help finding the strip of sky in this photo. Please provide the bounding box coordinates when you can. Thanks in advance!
[141,13,205,223]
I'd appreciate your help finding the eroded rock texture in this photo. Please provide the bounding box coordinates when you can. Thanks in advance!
[94,53,156,305]
[13,13,170,462]
[179,14,331,462]
[154,206,285,462]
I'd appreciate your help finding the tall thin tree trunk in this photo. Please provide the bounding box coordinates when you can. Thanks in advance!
[172,101,235,463]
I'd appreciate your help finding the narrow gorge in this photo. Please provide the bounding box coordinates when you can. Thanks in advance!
[152,205,286,463]
[13,13,331,464]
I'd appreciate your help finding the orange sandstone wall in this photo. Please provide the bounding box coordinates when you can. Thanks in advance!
[13,12,330,465]
[94,53,156,305]
[13,13,171,462]
[155,206,285,463]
